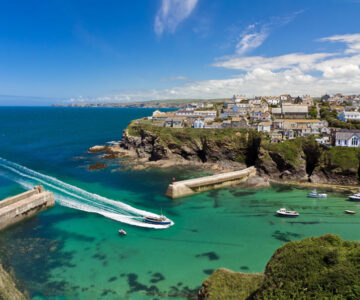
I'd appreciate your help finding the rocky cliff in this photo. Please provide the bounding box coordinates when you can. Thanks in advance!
[90,120,360,186]
[0,263,26,300]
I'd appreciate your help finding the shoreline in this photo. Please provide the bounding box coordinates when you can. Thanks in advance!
[88,144,360,193]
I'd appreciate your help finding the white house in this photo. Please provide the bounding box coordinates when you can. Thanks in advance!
[257,121,271,132]
[266,98,280,106]
[193,119,205,128]
[335,130,360,147]
[337,111,360,122]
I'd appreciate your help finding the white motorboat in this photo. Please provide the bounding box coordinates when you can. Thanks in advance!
[307,189,327,198]
[276,208,299,217]
[349,193,360,202]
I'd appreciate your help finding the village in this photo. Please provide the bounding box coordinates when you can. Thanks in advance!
[148,93,360,147]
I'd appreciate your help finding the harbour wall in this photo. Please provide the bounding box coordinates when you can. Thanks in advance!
[0,185,55,231]
[166,166,257,198]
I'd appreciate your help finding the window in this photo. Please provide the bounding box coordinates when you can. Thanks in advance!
[352,136,358,146]
[338,140,341,145]
[345,140,348,145]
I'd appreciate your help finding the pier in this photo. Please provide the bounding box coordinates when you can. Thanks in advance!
[0,185,55,231]
[166,166,257,198]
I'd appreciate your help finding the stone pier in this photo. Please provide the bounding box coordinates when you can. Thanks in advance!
[166,166,257,198]
[0,185,55,231]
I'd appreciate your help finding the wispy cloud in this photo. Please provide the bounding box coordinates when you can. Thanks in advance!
[235,24,269,55]
[154,0,198,36]
[234,11,304,55]
[319,33,360,54]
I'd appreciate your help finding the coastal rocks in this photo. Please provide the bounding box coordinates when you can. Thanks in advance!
[256,149,307,181]
[0,264,27,300]
[88,145,107,153]
[88,162,108,171]
[241,175,270,189]
[310,167,359,186]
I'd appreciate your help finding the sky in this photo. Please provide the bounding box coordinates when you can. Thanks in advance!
[1,0,360,105]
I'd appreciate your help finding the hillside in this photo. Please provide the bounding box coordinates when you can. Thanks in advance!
[103,120,360,186]
[198,234,360,300]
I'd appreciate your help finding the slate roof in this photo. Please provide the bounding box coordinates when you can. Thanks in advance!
[336,130,360,140]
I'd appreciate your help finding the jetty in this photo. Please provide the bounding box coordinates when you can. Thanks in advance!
[0,185,55,231]
[166,166,257,198]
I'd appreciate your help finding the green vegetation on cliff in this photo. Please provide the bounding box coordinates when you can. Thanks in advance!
[199,234,360,300]
[198,269,264,300]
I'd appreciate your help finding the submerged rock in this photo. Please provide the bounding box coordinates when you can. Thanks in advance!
[88,162,108,171]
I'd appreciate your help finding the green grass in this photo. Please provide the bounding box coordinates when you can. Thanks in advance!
[201,235,360,300]
[200,269,264,300]
[257,234,360,299]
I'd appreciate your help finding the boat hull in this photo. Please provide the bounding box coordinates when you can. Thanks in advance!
[144,219,172,225]
[276,212,299,218]
[349,196,360,202]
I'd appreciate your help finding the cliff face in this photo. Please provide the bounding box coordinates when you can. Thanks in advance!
[115,121,360,185]
[199,234,360,300]
[0,264,26,300]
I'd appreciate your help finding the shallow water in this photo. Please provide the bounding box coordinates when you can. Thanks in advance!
[0,107,359,299]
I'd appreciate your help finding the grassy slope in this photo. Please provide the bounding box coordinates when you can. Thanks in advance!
[257,234,360,299]
[200,269,264,300]
[201,235,360,300]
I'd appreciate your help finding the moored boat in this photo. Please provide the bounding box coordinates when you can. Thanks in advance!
[118,229,127,235]
[276,208,299,217]
[143,215,172,225]
[345,210,356,215]
[307,189,327,198]
[348,193,360,201]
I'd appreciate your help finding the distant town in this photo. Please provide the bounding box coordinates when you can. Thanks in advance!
[122,93,358,148]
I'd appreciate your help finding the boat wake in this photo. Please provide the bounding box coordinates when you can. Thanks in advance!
[0,157,174,229]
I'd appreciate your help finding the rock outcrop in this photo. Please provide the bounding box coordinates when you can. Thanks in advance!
[0,263,26,300]
[88,120,360,186]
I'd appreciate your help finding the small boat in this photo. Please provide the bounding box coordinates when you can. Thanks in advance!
[348,193,360,201]
[118,229,127,236]
[143,215,172,225]
[276,208,299,217]
[308,189,327,198]
[345,210,356,215]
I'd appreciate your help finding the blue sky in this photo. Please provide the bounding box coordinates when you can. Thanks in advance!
[1,0,360,105]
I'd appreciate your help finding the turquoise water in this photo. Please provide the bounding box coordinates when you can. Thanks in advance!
[0,107,359,299]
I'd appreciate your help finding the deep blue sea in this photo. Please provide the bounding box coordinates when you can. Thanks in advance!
[0,107,359,300]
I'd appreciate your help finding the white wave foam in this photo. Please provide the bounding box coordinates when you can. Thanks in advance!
[0,157,174,229]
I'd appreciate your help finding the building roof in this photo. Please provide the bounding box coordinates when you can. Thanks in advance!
[336,130,360,140]
[258,122,272,126]
[341,111,360,116]
[272,108,282,114]
[282,105,308,113]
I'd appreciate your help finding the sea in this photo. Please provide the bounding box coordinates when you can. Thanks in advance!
[0,107,359,300]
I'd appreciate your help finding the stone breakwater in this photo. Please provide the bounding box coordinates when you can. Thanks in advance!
[166,167,258,198]
[0,185,55,231]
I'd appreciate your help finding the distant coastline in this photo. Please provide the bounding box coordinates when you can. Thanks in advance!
[52,98,228,109]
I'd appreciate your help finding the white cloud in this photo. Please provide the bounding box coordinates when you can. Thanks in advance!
[67,33,360,103]
[154,0,198,36]
[319,33,360,54]
[235,24,269,55]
